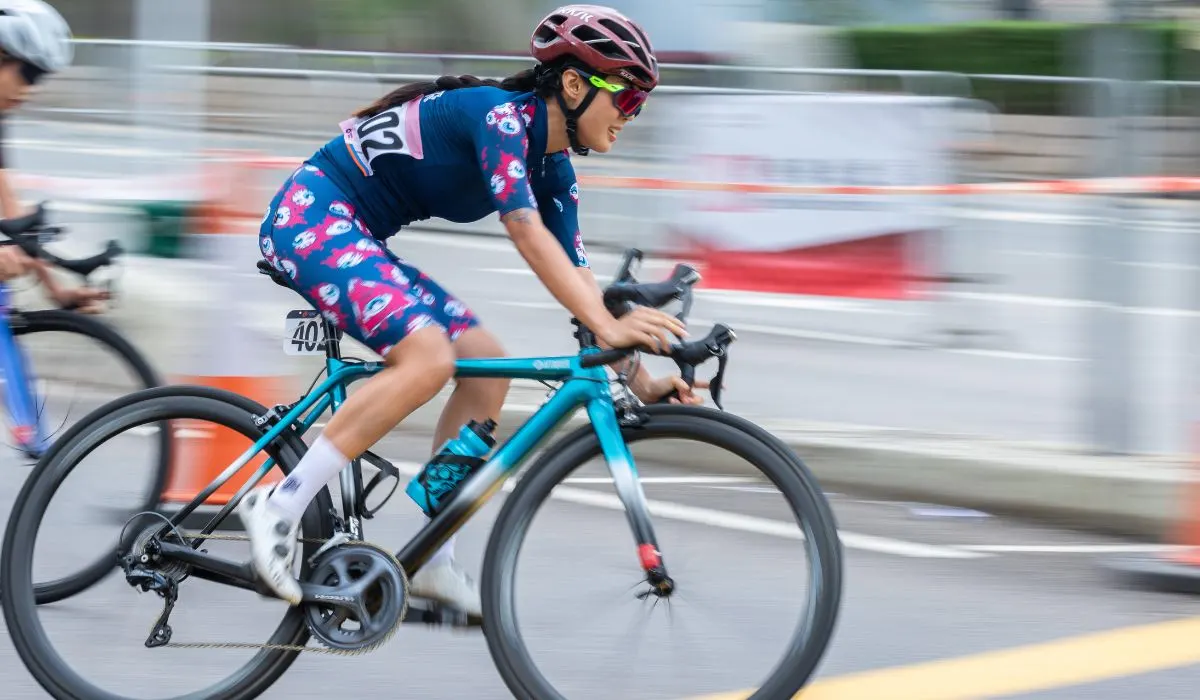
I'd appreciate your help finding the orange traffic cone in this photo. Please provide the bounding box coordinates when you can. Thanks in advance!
[158,170,297,530]
[1107,422,1200,593]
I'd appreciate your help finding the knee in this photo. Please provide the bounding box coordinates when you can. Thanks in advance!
[456,327,508,361]
[386,325,457,388]
[424,336,458,386]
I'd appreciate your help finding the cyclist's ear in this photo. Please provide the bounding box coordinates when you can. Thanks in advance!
[560,68,586,100]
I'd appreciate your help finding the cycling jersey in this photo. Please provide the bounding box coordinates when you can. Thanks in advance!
[308,86,588,268]
[258,85,589,358]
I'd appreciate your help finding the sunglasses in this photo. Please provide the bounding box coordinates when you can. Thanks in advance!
[4,58,44,86]
[19,61,45,86]
[574,68,648,118]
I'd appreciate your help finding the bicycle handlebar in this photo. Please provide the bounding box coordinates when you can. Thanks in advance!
[603,262,701,321]
[0,203,124,281]
[578,247,737,410]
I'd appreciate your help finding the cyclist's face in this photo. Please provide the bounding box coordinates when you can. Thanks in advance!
[561,69,636,155]
[0,60,33,111]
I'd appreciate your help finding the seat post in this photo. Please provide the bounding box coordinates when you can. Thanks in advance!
[323,317,342,361]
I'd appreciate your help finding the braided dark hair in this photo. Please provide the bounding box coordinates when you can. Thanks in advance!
[353,63,566,119]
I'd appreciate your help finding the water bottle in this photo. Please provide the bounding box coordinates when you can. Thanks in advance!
[406,418,497,517]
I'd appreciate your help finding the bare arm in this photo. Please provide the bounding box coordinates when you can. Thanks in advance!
[574,263,658,392]
[0,167,24,218]
[0,169,58,290]
[502,207,619,341]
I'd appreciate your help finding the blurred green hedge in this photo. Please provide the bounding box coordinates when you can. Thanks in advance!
[843,21,1192,114]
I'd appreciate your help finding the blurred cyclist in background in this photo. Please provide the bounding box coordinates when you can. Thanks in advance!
[0,0,107,313]
[243,5,704,620]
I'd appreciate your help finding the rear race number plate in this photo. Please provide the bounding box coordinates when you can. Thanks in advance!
[284,310,342,356]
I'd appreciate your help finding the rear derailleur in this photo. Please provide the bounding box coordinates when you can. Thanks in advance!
[118,520,190,648]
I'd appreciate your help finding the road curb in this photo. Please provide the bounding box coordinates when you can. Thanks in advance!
[394,404,1189,541]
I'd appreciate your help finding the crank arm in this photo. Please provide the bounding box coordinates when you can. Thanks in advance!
[299,581,372,619]
[157,541,388,609]
[402,597,482,628]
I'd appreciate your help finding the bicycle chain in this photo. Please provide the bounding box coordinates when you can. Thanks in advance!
[141,531,408,657]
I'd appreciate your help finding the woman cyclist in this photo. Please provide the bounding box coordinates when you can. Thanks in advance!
[242,5,705,619]
[0,0,108,313]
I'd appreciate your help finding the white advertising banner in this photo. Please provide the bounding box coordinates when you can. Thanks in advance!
[665,93,953,252]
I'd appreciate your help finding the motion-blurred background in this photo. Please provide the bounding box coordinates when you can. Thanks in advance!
[2,3,1200,699]
[17,0,1196,456]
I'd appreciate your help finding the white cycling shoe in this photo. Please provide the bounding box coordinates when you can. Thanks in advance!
[238,486,303,606]
[239,485,481,618]
[409,558,483,619]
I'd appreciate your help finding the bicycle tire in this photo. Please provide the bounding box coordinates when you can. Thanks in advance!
[481,403,844,700]
[8,310,168,604]
[25,384,272,605]
[2,389,335,700]
[13,309,165,460]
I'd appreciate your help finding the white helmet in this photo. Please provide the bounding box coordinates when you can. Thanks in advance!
[0,0,71,74]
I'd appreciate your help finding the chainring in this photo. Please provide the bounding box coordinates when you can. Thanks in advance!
[303,542,409,653]
[123,530,411,656]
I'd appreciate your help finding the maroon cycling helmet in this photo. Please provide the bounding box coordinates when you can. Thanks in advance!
[531,5,659,91]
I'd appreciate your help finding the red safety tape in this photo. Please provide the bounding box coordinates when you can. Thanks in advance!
[226,154,1200,196]
[13,150,1200,198]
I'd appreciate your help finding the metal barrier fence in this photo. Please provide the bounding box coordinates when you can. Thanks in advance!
[24,40,1200,183]
[9,39,1198,457]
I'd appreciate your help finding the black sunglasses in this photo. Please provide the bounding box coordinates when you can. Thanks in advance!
[18,60,45,86]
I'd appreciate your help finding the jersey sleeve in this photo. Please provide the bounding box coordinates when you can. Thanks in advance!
[470,99,538,217]
[531,152,588,268]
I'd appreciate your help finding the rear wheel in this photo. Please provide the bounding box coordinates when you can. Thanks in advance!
[28,385,268,605]
[1,388,335,700]
[481,404,844,700]
[7,311,171,605]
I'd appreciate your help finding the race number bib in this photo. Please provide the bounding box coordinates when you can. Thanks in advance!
[339,99,424,176]
[284,310,343,356]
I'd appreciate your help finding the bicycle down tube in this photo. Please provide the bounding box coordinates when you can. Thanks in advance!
[159,346,663,589]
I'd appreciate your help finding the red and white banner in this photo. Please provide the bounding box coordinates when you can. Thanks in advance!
[662,93,954,299]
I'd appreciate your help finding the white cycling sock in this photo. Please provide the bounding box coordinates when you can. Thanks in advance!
[267,434,350,525]
[425,528,457,569]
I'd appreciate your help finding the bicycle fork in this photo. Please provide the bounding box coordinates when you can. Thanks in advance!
[587,397,673,596]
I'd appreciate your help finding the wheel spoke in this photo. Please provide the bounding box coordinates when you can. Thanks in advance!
[486,406,844,699]
[2,388,332,699]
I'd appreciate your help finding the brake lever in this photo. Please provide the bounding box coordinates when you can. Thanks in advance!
[613,248,643,285]
[659,324,736,411]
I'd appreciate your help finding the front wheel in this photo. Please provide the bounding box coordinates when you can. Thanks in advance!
[481,404,844,700]
[12,308,166,462]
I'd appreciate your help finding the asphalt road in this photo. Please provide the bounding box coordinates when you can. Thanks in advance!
[1,423,1198,699]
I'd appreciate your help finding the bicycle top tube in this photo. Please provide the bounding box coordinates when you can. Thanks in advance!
[322,352,611,393]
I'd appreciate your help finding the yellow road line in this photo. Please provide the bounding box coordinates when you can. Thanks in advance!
[689,616,1200,700]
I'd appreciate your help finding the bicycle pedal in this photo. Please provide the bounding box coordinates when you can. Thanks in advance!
[403,597,483,630]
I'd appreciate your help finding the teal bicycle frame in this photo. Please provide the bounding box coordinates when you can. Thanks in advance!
[166,320,663,582]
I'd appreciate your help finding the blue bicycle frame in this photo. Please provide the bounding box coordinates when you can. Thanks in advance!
[0,282,50,459]
[169,331,662,579]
